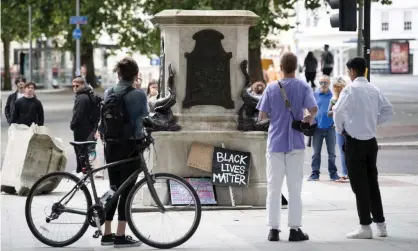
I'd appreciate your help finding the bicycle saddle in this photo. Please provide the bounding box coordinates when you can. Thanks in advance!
[70,141,97,146]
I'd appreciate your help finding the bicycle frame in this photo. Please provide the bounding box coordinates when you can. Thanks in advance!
[58,150,165,217]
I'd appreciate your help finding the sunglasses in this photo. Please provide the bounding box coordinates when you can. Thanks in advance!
[319,81,329,85]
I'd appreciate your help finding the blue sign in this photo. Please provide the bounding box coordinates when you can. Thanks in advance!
[72,28,82,40]
[150,58,160,66]
[70,16,88,25]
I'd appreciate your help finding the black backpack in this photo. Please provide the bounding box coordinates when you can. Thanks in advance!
[324,52,334,65]
[100,86,135,142]
[88,93,103,127]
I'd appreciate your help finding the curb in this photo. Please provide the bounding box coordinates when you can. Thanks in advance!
[378,143,418,150]
[1,88,69,95]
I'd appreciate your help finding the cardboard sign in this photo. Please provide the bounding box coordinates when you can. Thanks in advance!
[169,177,217,205]
[212,147,251,187]
[187,142,214,172]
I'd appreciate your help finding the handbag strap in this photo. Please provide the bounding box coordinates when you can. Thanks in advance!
[278,81,295,120]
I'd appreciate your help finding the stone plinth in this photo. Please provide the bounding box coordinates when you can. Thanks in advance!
[148,131,267,206]
[152,10,258,131]
[147,10,267,206]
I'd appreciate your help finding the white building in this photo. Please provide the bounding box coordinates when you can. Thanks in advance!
[266,0,418,76]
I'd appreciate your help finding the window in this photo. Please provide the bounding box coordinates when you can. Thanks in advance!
[404,11,412,31]
[381,12,389,31]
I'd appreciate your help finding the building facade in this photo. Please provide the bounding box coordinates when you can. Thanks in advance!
[265,0,418,77]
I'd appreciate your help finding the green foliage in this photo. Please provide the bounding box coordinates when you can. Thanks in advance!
[134,0,392,56]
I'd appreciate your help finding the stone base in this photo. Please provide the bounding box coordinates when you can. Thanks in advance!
[145,131,268,206]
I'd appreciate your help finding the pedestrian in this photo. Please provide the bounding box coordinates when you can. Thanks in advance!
[308,75,340,181]
[10,82,44,127]
[70,76,100,174]
[147,79,159,112]
[100,57,148,247]
[304,51,318,90]
[257,52,318,242]
[321,44,334,76]
[334,57,394,239]
[327,77,348,182]
[5,76,26,125]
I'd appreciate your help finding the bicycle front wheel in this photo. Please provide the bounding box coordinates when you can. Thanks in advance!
[25,172,92,247]
[126,173,202,249]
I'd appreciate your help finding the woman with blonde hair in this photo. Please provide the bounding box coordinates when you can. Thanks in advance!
[328,77,348,182]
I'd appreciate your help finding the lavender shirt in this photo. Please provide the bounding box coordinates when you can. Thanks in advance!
[256,78,317,153]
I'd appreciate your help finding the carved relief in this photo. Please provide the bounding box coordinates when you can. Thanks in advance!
[183,29,234,109]
[146,63,181,131]
[237,60,269,132]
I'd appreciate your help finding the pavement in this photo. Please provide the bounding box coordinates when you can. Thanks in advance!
[1,175,418,251]
[1,75,418,250]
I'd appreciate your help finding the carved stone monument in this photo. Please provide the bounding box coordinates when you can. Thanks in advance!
[149,10,268,206]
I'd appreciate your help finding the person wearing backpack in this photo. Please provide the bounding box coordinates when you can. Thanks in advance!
[321,44,334,76]
[70,76,101,173]
[99,57,148,248]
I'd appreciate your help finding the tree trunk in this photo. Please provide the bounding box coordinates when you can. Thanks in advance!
[248,45,264,83]
[80,42,97,88]
[2,38,12,90]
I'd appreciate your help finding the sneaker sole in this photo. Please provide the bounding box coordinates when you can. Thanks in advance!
[114,243,142,248]
[101,242,114,246]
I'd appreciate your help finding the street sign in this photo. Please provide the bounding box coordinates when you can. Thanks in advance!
[70,16,88,25]
[150,58,160,66]
[72,28,82,40]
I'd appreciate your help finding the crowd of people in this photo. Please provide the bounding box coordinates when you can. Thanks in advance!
[4,49,394,246]
[258,52,394,242]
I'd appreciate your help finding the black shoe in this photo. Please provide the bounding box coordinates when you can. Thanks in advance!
[289,228,309,242]
[114,235,142,248]
[268,229,280,241]
[101,233,115,246]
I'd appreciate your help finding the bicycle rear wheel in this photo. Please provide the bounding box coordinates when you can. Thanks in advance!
[126,173,202,249]
[25,172,92,247]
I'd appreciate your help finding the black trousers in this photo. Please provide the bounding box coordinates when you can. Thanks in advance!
[305,72,316,89]
[344,134,385,225]
[73,128,95,173]
[322,67,333,76]
[104,141,140,221]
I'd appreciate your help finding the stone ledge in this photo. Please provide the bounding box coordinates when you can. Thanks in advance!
[152,130,267,140]
[151,9,259,26]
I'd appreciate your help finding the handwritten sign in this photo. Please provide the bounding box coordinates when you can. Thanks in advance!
[212,147,251,187]
[169,177,217,205]
[187,142,214,172]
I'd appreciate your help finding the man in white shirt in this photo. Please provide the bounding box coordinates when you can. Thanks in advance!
[333,57,394,239]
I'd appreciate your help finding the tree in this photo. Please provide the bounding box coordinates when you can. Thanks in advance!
[134,0,392,83]
[29,0,147,87]
[2,0,147,89]
[1,1,31,90]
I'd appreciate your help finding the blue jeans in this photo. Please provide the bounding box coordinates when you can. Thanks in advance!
[336,132,348,176]
[311,127,338,176]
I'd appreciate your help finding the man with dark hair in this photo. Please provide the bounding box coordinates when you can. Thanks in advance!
[11,82,44,127]
[100,57,148,247]
[5,76,26,124]
[333,57,394,239]
[321,44,334,76]
[70,76,99,173]
[257,52,318,242]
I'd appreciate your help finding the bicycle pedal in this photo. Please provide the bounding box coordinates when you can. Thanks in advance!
[93,230,102,238]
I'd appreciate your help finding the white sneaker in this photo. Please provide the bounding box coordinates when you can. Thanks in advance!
[346,225,373,239]
[376,223,387,237]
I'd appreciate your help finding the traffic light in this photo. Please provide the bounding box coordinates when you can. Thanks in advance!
[328,0,357,31]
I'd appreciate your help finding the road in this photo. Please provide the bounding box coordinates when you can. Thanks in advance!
[1,75,418,175]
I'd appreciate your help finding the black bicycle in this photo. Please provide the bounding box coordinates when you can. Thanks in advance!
[25,120,202,249]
